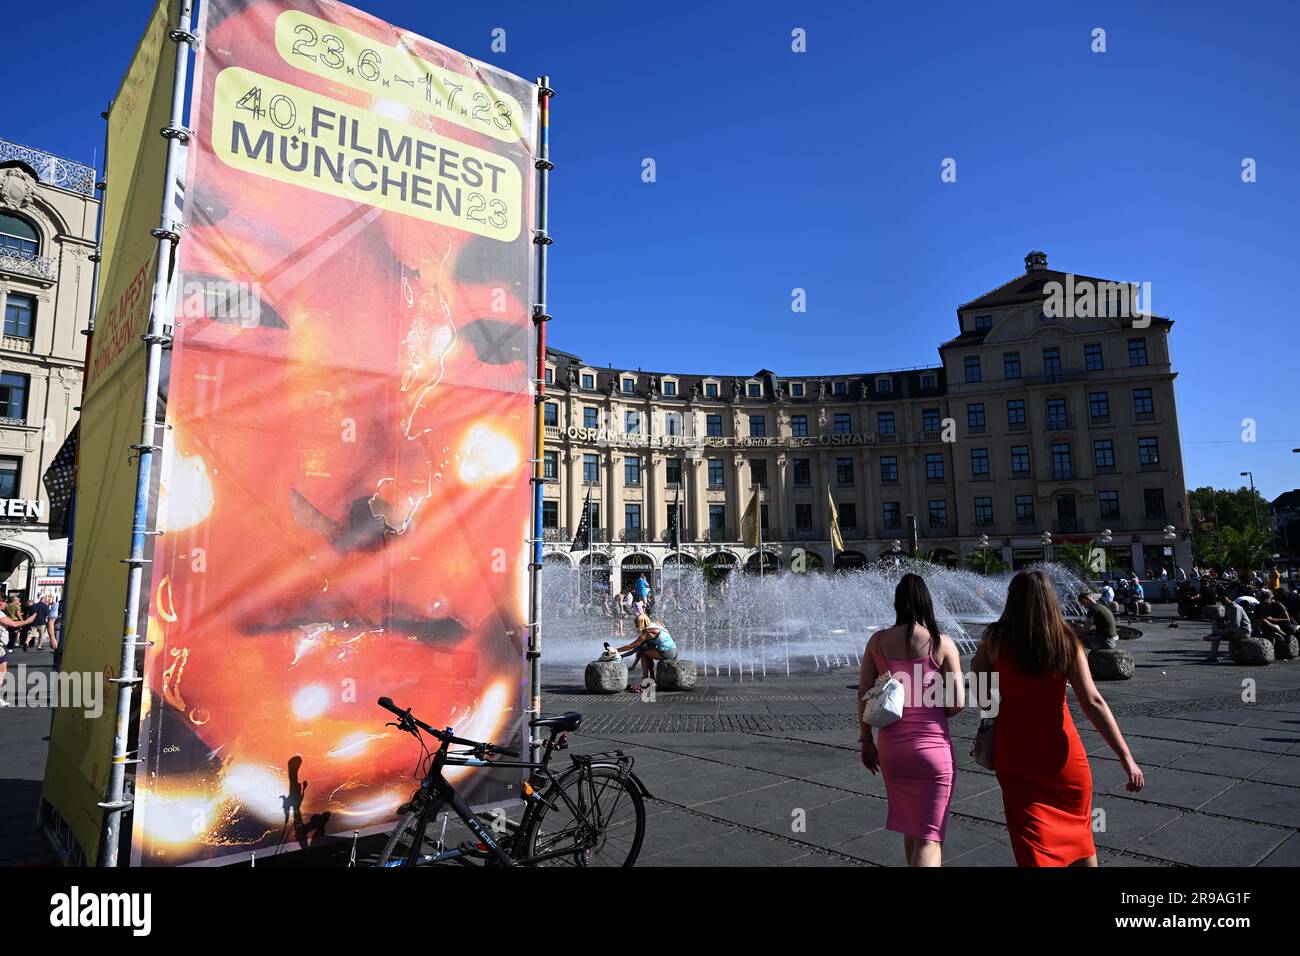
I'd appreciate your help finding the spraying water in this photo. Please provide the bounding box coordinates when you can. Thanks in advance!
[540,560,1088,679]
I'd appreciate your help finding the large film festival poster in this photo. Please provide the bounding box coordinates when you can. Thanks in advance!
[131,0,537,864]
[42,0,176,865]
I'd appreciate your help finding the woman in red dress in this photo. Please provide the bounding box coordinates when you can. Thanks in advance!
[971,570,1144,866]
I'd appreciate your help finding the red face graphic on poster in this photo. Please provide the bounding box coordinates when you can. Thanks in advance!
[133,0,536,863]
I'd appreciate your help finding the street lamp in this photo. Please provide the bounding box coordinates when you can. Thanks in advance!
[1041,529,1053,562]
[1241,471,1260,532]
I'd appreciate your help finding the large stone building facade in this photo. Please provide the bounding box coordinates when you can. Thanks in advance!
[540,252,1192,591]
[0,139,98,598]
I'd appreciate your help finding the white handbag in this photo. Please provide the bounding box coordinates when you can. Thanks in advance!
[860,671,905,728]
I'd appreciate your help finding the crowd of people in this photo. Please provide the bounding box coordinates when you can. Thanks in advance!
[0,590,61,708]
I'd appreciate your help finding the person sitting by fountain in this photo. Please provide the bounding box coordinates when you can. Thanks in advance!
[1075,592,1118,650]
[617,612,677,688]
[1253,590,1293,641]
[1099,582,1116,611]
[858,573,964,868]
[1205,593,1251,662]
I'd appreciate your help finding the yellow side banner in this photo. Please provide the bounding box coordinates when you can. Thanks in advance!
[42,0,176,865]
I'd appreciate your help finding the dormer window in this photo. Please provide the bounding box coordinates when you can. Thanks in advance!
[920,373,936,390]
[877,377,893,394]
[704,381,719,398]
[662,379,677,397]
[974,314,992,331]
[544,366,554,385]
[833,381,847,397]
[789,382,805,398]
[622,377,636,393]
[746,382,761,398]
[580,371,595,389]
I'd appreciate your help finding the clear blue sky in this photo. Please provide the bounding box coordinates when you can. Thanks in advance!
[7,0,1299,498]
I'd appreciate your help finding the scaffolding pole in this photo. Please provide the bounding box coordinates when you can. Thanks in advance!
[527,75,554,761]
[97,0,195,867]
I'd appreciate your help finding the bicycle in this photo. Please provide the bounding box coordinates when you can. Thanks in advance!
[375,697,650,867]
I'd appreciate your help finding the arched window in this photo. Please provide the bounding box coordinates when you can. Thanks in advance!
[0,213,39,258]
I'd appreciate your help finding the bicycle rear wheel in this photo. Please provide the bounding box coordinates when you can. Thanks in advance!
[377,795,435,867]
[521,766,645,866]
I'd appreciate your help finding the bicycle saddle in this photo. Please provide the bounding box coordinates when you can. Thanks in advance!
[530,712,582,732]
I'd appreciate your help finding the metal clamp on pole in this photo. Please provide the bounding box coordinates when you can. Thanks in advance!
[160,125,193,143]
[150,226,181,244]
[168,28,198,45]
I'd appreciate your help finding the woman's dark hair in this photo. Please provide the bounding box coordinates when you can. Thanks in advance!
[893,573,943,663]
[985,570,1080,677]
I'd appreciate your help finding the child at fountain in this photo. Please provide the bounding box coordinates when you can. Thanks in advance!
[858,573,964,867]
[970,570,1144,866]
[617,612,676,688]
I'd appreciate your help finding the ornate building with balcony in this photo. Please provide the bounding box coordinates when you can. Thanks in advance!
[539,252,1192,591]
[0,139,99,597]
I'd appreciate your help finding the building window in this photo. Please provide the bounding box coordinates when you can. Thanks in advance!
[665,412,682,436]
[705,382,718,398]
[1015,495,1035,523]
[706,414,722,437]
[582,453,600,483]
[1133,387,1154,416]
[838,502,857,529]
[834,381,847,396]
[544,366,554,385]
[1003,351,1021,379]
[876,377,893,394]
[921,374,936,390]
[0,457,19,499]
[666,458,682,485]
[1007,399,1026,427]
[967,403,985,430]
[708,459,724,488]
[1093,439,1115,471]
[970,448,990,477]
[963,356,981,383]
[922,408,941,432]
[925,453,944,480]
[834,412,851,434]
[974,497,993,525]
[748,414,766,437]
[1047,398,1068,430]
[747,382,761,398]
[750,460,768,487]
[1128,337,1149,367]
[581,372,595,389]
[928,500,948,528]
[543,450,558,480]
[877,411,895,435]
[791,414,808,437]
[880,456,899,483]
[1043,347,1062,384]
[1084,343,1104,371]
[624,456,641,486]
[1144,488,1166,519]
[1089,391,1109,420]
[974,314,992,330]
[793,458,811,485]
[0,372,29,421]
[1051,442,1072,478]
[1057,493,1077,525]
[836,457,854,484]
[1099,490,1120,520]
[625,410,640,434]
[1011,445,1031,475]
[795,503,812,530]
[790,382,805,397]
[0,213,39,257]
[622,377,636,393]
[882,501,901,529]
[4,294,36,339]
[543,402,558,427]
[541,500,558,529]
[625,503,641,531]
[584,406,599,428]
[1138,436,1160,466]
[662,380,677,397]
[708,503,726,531]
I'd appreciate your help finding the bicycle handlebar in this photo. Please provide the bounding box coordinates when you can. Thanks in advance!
[377,697,519,758]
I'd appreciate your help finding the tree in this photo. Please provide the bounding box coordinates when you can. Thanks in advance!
[1220,525,1271,579]
[966,547,1008,575]
[1188,485,1274,566]
[1053,540,1096,581]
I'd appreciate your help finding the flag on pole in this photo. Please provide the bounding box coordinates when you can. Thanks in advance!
[668,486,682,551]
[828,485,845,554]
[570,488,592,552]
[740,487,762,548]
[42,422,79,539]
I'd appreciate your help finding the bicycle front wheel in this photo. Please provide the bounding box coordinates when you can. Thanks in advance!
[522,766,645,866]
[377,796,434,867]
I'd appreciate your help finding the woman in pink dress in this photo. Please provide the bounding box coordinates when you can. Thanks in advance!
[858,573,965,866]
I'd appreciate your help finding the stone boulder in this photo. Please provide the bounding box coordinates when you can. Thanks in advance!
[1229,637,1275,666]
[1087,647,1135,680]
[653,658,697,691]
[584,659,629,694]
[1272,635,1299,661]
